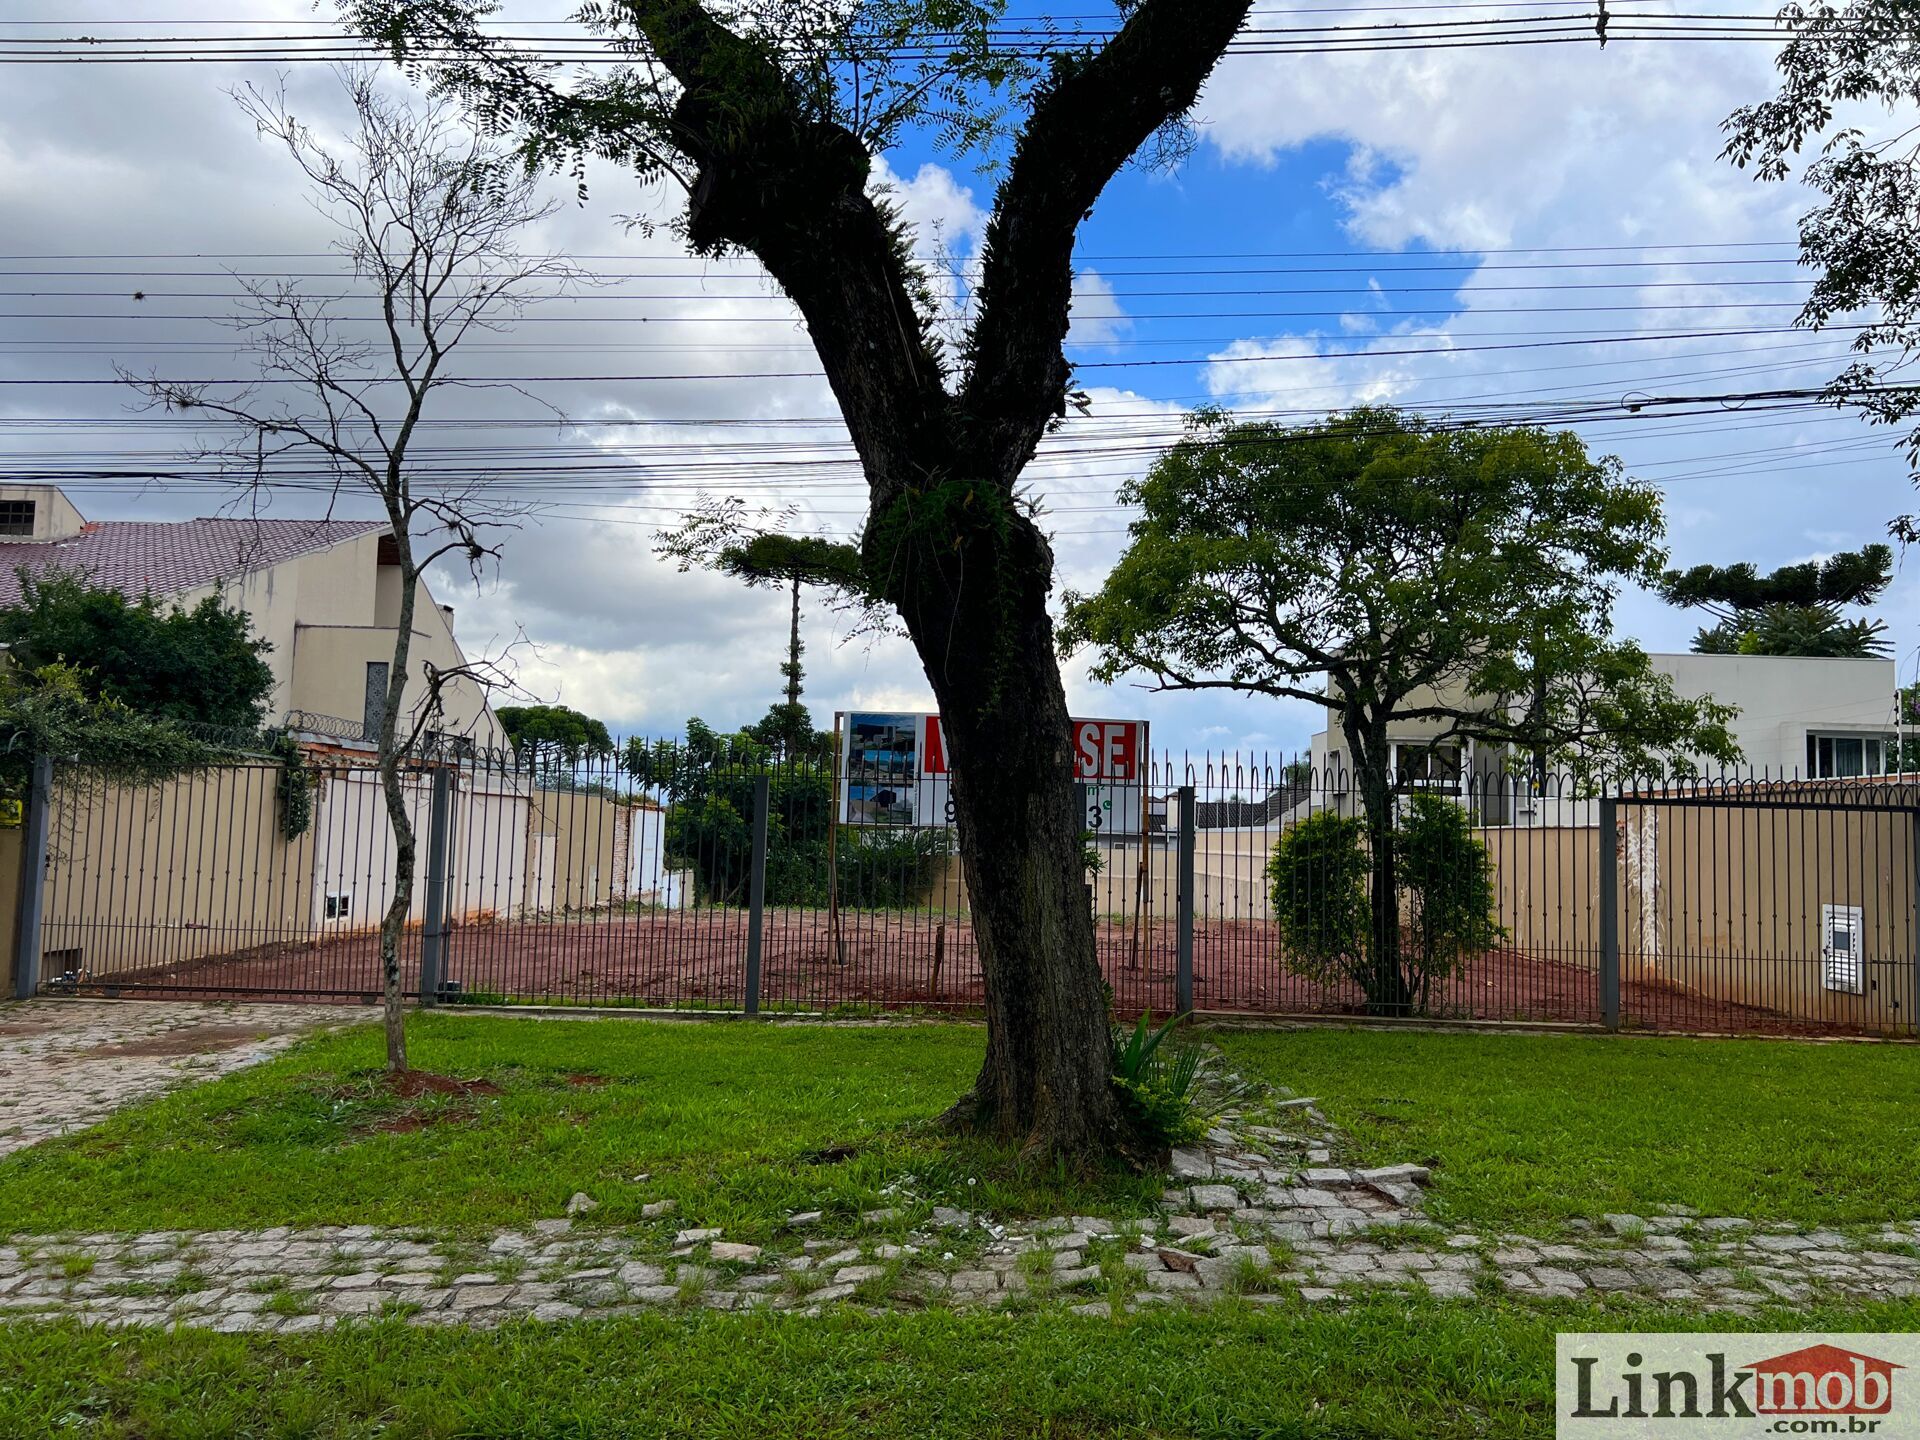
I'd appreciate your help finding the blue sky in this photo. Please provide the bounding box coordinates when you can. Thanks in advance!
[0,2,1915,763]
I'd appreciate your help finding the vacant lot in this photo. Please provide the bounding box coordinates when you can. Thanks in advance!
[1218,1026,1920,1231]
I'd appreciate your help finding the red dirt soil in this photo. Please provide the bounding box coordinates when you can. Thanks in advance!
[60,909,1883,1038]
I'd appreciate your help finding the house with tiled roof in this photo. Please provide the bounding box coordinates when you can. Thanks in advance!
[0,484,507,749]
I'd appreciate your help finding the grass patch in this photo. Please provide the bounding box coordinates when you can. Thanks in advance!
[1215,1026,1920,1231]
[0,1015,1162,1237]
[4,1296,1919,1439]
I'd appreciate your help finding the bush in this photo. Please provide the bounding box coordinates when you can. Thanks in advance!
[651,725,952,908]
[1110,1010,1208,1147]
[1266,811,1371,987]
[1266,798,1502,1014]
[1397,793,1504,1006]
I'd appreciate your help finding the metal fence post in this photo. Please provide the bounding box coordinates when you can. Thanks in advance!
[1598,793,1621,1032]
[418,765,454,1007]
[11,755,51,1000]
[744,772,770,1015]
[1175,784,1195,1016]
[1911,809,1920,1041]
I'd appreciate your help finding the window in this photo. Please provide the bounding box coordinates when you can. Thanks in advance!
[363,661,390,741]
[0,500,35,536]
[1392,742,1463,793]
[324,892,352,922]
[1807,733,1898,779]
[1821,903,1864,994]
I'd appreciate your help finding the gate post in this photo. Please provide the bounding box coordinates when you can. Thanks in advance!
[1598,793,1621,1032]
[1175,784,1195,1016]
[12,755,51,1000]
[1911,809,1919,1040]
[418,765,454,1007]
[744,772,769,1016]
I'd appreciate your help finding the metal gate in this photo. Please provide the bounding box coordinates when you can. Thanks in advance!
[1601,781,1918,1035]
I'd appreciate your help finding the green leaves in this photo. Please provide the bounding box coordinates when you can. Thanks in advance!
[0,569,276,731]
[1063,406,1734,779]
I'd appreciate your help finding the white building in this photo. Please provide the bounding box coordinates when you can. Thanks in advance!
[1301,652,1902,825]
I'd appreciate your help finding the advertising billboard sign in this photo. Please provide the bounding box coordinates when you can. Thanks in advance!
[839,712,1148,834]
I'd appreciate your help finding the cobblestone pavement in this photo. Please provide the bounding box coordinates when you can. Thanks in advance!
[2,1088,1917,1330]
[0,999,364,1156]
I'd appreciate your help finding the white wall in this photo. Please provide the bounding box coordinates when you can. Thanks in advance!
[1648,653,1898,776]
[309,766,532,930]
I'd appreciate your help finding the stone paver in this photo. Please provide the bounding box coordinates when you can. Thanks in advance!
[0,999,363,1156]
[4,1012,1918,1330]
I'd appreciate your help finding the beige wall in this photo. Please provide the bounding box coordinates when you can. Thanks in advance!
[37,767,318,981]
[176,531,506,748]
[525,790,633,914]
[0,485,86,542]
[1621,801,1915,1028]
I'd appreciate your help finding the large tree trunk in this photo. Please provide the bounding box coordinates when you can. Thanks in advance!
[889,493,1124,1162]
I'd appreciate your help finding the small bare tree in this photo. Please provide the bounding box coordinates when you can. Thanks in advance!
[132,70,576,1075]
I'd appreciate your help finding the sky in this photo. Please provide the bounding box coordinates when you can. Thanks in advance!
[2,1,1916,768]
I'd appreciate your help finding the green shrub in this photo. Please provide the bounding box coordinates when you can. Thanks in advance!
[643,721,952,908]
[1110,1011,1208,1147]
[1266,811,1370,986]
[1266,798,1502,1014]
[1397,793,1504,1007]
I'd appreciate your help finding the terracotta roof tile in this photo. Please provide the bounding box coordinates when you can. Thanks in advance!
[0,518,385,608]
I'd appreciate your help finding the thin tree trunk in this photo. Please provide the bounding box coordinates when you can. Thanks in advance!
[785,576,803,709]
[374,554,421,1076]
[1347,720,1412,1018]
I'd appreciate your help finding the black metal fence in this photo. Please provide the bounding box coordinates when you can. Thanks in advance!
[11,739,1917,1037]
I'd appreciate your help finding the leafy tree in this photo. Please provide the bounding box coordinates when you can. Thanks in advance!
[0,661,221,794]
[499,703,617,777]
[1723,2,1920,519]
[1659,545,1893,657]
[1062,407,1740,1014]
[659,502,866,764]
[0,570,274,729]
[354,0,1260,1157]
[1266,796,1501,1016]
[624,717,947,907]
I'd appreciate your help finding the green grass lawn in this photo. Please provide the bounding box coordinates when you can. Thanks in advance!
[0,1015,1162,1237]
[7,1294,1919,1440]
[1215,1025,1920,1232]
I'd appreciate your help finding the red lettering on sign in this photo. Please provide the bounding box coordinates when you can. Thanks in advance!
[921,716,948,776]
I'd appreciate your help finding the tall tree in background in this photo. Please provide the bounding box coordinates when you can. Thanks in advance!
[658,499,866,764]
[0,571,275,730]
[134,73,570,1077]
[357,0,1258,1159]
[1723,2,1920,525]
[1658,545,1894,656]
[499,703,616,780]
[1061,409,1740,1014]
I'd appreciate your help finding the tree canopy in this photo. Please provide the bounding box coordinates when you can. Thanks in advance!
[1062,406,1739,1016]
[1723,1,1920,512]
[499,703,617,768]
[0,570,275,730]
[1061,408,1741,783]
[1659,545,1894,657]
